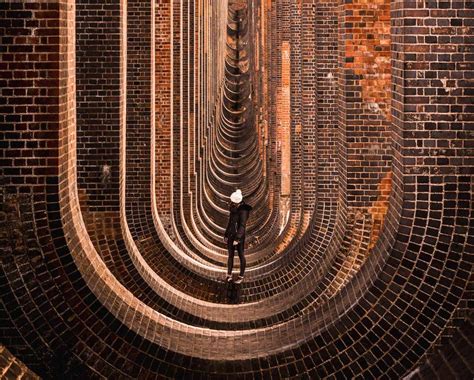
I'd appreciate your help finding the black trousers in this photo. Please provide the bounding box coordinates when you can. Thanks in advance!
[227,237,246,276]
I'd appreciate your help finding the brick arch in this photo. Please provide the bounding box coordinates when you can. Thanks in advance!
[0,0,472,378]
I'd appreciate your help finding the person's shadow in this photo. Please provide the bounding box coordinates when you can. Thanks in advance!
[226,281,242,304]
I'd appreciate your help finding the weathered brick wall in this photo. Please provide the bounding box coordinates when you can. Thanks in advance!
[343,0,393,210]
[126,0,152,208]
[0,2,99,377]
[301,1,318,215]
[155,0,172,216]
[316,0,341,205]
[76,0,121,213]
[0,0,472,378]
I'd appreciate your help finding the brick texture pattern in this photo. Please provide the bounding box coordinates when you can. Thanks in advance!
[0,0,472,378]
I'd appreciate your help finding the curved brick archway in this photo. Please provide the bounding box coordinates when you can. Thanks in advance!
[0,0,472,378]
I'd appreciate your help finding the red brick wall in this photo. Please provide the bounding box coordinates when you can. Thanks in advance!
[343,0,392,209]
[0,3,61,191]
[301,1,317,214]
[126,0,152,208]
[1,1,472,378]
[76,0,122,212]
[316,0,342,204]
[155,0,172,216]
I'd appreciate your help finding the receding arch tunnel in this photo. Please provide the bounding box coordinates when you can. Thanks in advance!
[0,0,472,378]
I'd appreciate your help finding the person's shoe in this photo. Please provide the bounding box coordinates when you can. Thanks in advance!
[234,275,244,284]
[225,274,233,283]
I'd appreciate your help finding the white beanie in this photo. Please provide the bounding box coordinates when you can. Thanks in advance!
[230,189,243,203]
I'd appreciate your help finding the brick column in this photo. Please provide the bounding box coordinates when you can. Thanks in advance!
[155,0,172,216]
[301,0,317,214]
[342,0,392,209]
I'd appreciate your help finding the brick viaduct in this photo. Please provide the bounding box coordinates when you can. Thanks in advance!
[0,0,472,378]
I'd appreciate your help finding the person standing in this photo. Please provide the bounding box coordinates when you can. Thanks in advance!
[224,189,252,284]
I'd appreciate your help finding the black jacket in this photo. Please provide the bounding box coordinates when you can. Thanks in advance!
[224,201,253,241]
